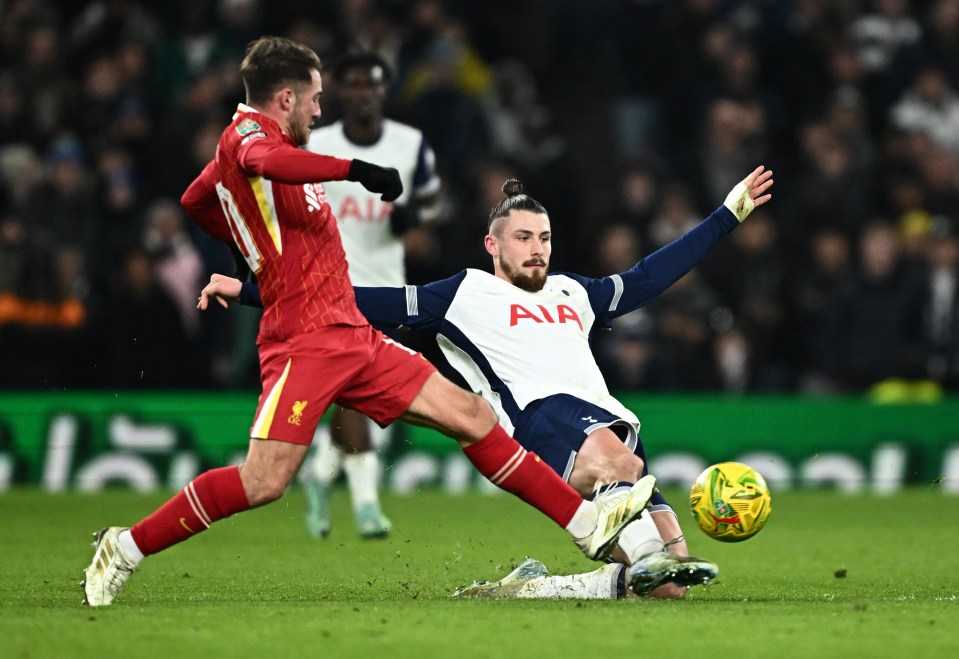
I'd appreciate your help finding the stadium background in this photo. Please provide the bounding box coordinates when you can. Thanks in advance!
[0,0,957,493]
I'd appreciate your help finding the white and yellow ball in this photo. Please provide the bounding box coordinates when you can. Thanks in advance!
[690,461,771,542]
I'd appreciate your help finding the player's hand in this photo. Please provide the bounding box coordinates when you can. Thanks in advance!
[197,273,242,311]
[388,204,419,236]
[723,165,774,222]
[348,159,403,202]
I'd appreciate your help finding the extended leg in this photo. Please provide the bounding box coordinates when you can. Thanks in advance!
[82,439,307,606]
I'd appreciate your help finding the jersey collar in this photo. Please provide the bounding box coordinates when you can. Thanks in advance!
[232,103,295,147]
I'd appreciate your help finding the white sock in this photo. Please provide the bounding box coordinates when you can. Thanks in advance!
[368,421,393,452]
[515,564,625,600]
[564,483,632,541]
[118,529,144,565]
[312,430,342,486]
[565,500,597,540]
[343,451,381,510]
[618,511,666,564]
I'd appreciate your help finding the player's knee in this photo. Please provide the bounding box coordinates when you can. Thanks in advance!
[240,470,290,507]
[450,391,498,440]
[469,394,498,427]
[610,452,644,482]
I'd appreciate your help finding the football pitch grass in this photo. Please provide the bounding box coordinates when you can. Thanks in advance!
[2,488,957,658]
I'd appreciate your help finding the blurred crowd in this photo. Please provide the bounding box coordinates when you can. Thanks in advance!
[1,0,958,396]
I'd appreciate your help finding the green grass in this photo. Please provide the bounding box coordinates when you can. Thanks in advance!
[1,488,957,658]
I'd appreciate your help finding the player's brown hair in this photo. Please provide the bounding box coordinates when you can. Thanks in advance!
[240,36,322,106]
[487,179,549,230]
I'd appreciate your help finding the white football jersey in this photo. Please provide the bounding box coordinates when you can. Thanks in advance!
[439,270,639,434]
[306,119,440,286]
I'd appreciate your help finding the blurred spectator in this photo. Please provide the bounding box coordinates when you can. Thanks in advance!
[142,198,205,338]
[790,227,853,393]
[0,213,27,293]
[923,218,959,389]
[889,64,959,158]
[702,208,791,390]
[591,223,665,390]
[339,0,405,71]
[398,9,491,183]
[827,87,878,179]
[786,117,874,240]
[847,0,921,77]
[826,222,928,389]
[152,0,233,109]
[847,0,922,117]
[916,143,959,217]
[646,183,700,250]
[217,0,263,54]
[0,74,38,147]
[0,144,42,211]
[99,246,195,388]
[482,60,538,162]
[916,0,959,86]
[645,270,724,392]
[612,160,660,233]
[16,23,73,143]
[698,96,769,209]
[713,327,752,394]
[22,135,99,295]
[67,0,162,62]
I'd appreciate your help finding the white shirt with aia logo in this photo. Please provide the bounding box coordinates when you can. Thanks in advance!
[306,119,440,286]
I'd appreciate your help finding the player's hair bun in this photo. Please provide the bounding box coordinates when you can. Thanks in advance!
[502,178,524,197]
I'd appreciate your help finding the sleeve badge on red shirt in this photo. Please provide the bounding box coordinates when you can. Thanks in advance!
[236,117,263,136]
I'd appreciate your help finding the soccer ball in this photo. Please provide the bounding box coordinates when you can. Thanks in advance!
[689,462,771,542]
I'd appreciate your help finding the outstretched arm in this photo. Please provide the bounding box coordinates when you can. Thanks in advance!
[203,270,464,334]
[588,166,774,321]
[239,139,403,202]
[197,275,430,331]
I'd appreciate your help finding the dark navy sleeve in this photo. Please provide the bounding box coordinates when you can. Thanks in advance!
[239,280,262,308]
[412,136,434,189]
[354,270,467,332]
[581,205,739,324]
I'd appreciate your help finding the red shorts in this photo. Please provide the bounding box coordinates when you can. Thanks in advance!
[250,324,436,444]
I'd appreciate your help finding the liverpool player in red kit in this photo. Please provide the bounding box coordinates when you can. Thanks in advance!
[81,37,655,607]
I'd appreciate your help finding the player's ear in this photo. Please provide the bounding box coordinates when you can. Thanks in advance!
[277,86,294,111]
[483,234,498,257]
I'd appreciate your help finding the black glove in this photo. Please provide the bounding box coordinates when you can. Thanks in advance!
[347,159,403,202]
[388,204,420,237]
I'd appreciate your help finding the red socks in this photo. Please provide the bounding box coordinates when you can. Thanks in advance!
[130,466,250,556]
[129,428,582,554]
[462,425,582,527]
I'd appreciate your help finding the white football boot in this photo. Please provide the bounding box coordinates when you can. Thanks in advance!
[627,550,718,596]
[82,527,138,607]
[452,558,550,599]
[354,502,393,539]
[577,475,657,561]
[303,474,332,539]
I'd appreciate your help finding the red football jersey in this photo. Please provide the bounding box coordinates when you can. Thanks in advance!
[185,104,367,343]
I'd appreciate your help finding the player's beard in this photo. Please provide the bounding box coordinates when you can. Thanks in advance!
[501,256,548,292]
[289,107,314,146]
[290,117,310,146]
